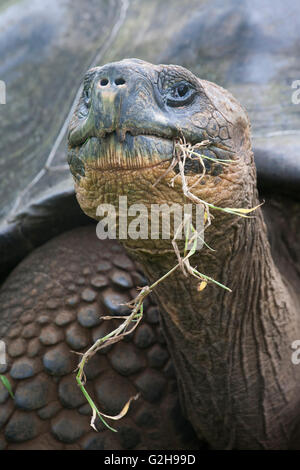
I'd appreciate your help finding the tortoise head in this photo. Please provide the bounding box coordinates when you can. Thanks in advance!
[67,59,256,248]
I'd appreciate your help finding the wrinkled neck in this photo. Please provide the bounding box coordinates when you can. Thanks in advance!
[129,210,285,340]
[125,208,300,449]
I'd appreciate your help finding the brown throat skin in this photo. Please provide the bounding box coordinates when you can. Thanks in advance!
[130,208,300,450]
[68,59,300,449]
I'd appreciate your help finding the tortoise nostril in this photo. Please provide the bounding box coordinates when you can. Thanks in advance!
[115,77,126,86]
[100,78,109,86]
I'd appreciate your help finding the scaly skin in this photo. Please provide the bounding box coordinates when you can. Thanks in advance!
[68,59,300,449]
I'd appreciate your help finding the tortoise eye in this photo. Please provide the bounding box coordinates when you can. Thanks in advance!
[166,82,196,107]
[177,84,189,97]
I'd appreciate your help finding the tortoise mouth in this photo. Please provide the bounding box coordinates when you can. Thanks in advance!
[86,157,171,172]
[69,131,175,177]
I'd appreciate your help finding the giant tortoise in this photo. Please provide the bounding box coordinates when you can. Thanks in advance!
[0,0,299,450]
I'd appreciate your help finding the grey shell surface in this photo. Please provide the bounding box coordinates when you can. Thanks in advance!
[0,0,299,279]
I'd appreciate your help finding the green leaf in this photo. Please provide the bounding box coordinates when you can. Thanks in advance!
[0,375,14,399]
[192,269,232,292]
